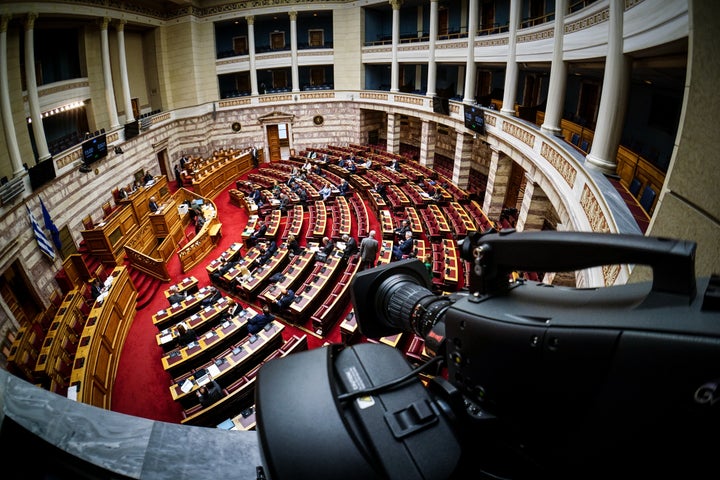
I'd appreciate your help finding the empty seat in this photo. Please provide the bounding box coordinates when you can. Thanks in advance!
[628,178,642,197]
[639,185,657,213]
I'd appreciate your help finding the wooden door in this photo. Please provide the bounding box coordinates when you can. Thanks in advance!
[482,2,495,32]
[438,7,449,36]
[131,98,140,120]
[266,124,281,161]
[233,36,248,55]
[310,68,325,86]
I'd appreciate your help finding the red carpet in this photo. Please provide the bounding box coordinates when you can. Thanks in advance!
[111,168,381,423]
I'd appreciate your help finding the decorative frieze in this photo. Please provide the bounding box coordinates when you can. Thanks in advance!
[565,8,609,34]
[220,98,252,107]
[540,142,576,188]
[501,122,536,148]
[580,184,610,233]
[517,28,553,43]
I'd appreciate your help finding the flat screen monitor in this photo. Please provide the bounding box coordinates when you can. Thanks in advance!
[82,134,108,164]
[463,104,486,134]
[125,120,139,140]
[28,160,56,190]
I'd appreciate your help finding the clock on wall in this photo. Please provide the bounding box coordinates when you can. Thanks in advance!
[231,122,241,132]
[313,115,324,126]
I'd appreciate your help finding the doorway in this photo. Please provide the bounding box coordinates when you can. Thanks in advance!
[266,124,281,161]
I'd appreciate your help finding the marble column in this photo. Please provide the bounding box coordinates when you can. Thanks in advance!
[453,131,473,190]
[419,120,436,168]
[390,0,402,93]
[248,16,258,96]
[501,0,521,115]
[515,174,550,231]
[100,18,120,129]
[462,0,479,103]
[289,11,299,93]
[116,20,134,123]
[426,0,438,97]
[386,113,400,154]
[24,13,50,162]
[586,0,630,174]
[540,0,567,137]
[482,148,512,222]
[0,15,25,175]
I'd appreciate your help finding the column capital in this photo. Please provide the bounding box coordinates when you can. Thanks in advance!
[288,11,297,21]
[100,17,110,30]
[116,19,126,31]
[1,15,11,33]
[25,12,38,30]
[246,15,254,26]
[389,0,403,10]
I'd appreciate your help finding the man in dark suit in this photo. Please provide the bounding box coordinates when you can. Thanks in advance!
[248,305,274,334]
[248,219,267,246]
[148,196,160,213]
[201,286,222,307]
[167,285,186,305]
[337,179,350,197]
[196,379,223,408]
[274,287,295,311]
[341,234,358,261]
[394,219,411,240]
[175,324,197,347]
[316,236,334,262]
[393,230,415,261]
[211,257,240,285]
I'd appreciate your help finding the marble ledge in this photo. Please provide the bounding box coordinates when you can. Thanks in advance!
[0,369,261,479]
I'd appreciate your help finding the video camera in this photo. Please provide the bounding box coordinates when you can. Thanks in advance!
[255,230,720,479]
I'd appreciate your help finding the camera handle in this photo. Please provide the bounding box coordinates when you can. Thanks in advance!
[461,230,697,299]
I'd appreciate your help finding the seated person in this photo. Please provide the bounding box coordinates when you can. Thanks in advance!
[248,219,267,246]
[337,179,350,197]
[148,196,160,213]
[345,160,357,173]
[143,171,154,184]
[271,181,282,198]
[221,299,241,320]
[361,158,372,169]
[392,230,415,261]
[248,305,274,334]
[394,219,411,240]
[194,213,206,233]
[257,240,278,266]
[313,163,325,177]
[337,157,346,168]
[302,159,313,174]
[274,287,296,311]
[373,182,387,202]
[196,379,224,408]
[278,192,290,213]
[175,324,197,347]
[201,285,222,307]
[90,278,104,300]
[318,183,332,201]
[210,257,240,284]
[341,234,358,261]
[249,188,264,207]
[321,153,329,163]
[286,234,302,256]
[388,159,400,171]
[167,285,186,305]
[315,236,335,261]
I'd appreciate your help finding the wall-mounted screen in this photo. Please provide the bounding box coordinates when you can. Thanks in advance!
[432,96,450,115]
[463,104,486,134]
[82,134,108,164]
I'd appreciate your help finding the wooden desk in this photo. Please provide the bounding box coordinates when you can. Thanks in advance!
[236,247,289,298]
[192,150,252,199]
[161,310,253,376]
[164,276,199,300]
[68,266,137,409]
[379,209,394,240]
[156,296,234,349]
[427,204,452,235]
[287,254,343,322]
[377,240,393,265]
[152,286,217,330]
[206,243,243,279]
[258,250,316,305]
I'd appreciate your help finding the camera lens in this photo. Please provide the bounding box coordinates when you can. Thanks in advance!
[376,274,452,337]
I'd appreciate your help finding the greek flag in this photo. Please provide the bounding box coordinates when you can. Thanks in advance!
[40,197,62,252]
[26,205,55,261]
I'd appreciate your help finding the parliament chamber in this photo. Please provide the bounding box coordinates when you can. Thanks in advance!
[0,1,718,479]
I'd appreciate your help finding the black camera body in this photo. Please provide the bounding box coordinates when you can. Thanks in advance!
[256,231,720,479]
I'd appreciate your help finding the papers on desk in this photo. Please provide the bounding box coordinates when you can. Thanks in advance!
[205,331,214,339]
[232,243,241,251]
[217,419,234,430]
[160,334,174,345]
[157,309,166,315]
[180,379,194,393]
[196,374,210,386]
[208,364,221,378]
[420,192,430,198]
[67,384,78,401]
[309,246,319,253]
[172,302,179,308]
